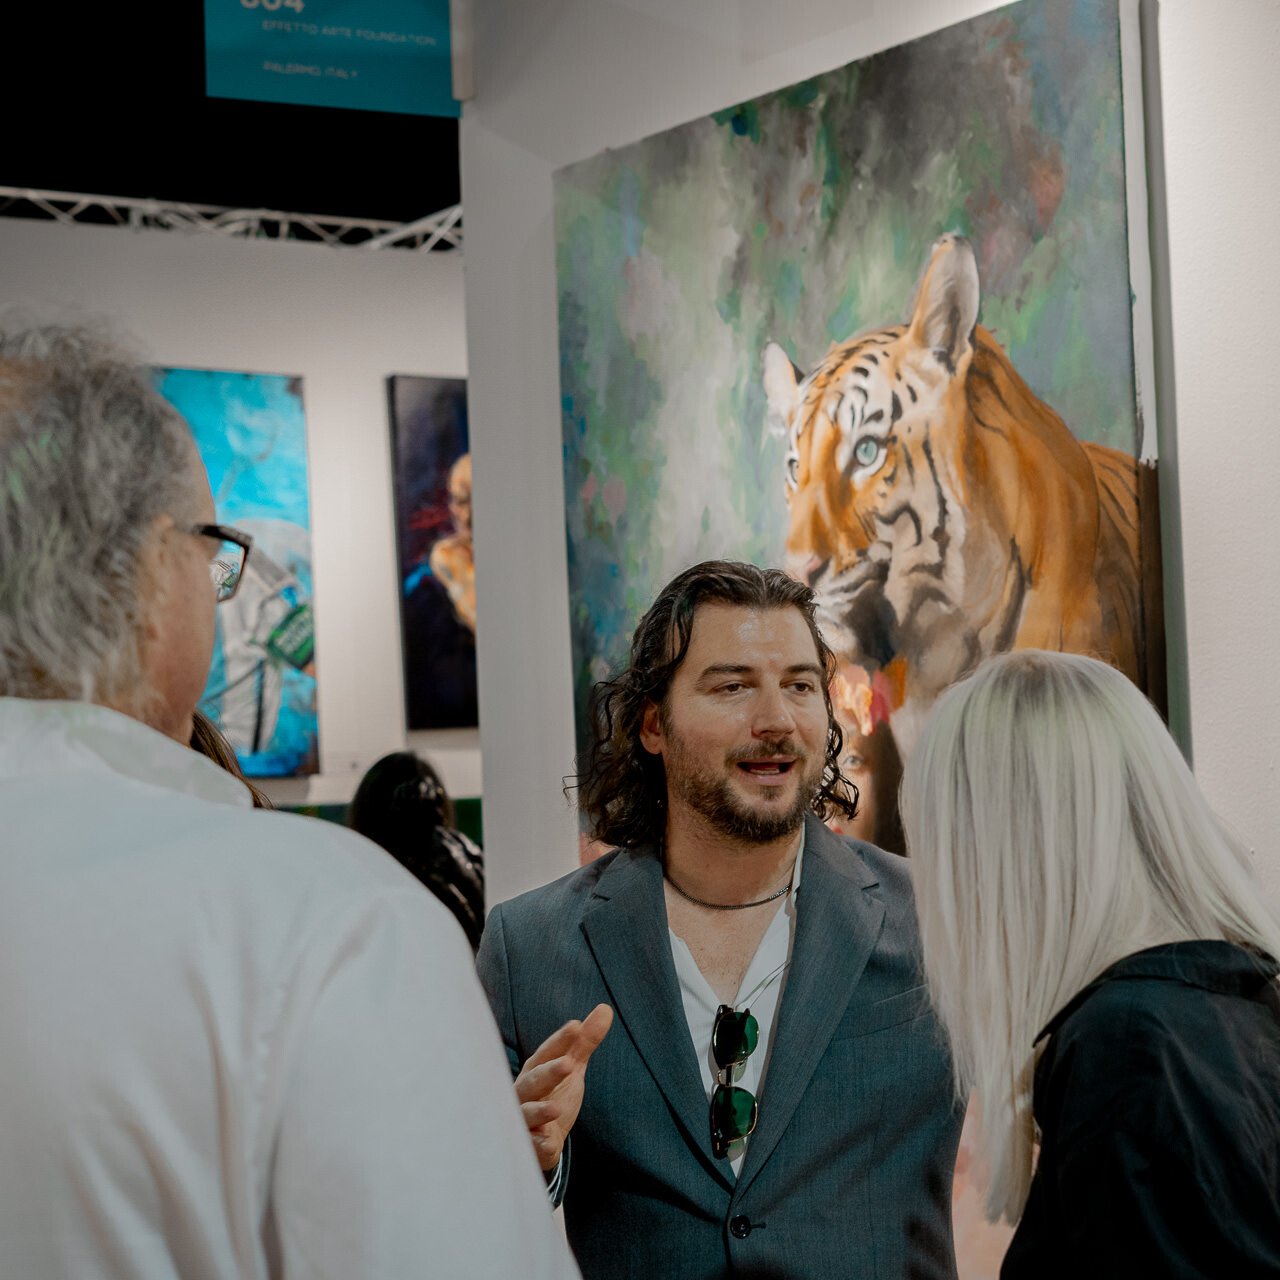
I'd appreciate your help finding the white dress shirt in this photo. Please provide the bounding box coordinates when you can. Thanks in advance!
[669,837,803,1177]
[0,698,579,1280]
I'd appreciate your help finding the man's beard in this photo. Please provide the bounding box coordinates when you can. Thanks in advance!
[664,735,824,844]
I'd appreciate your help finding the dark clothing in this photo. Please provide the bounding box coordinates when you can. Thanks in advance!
[401,575,478,729]
[1003,941,1280,1279]
[425,826,485,951]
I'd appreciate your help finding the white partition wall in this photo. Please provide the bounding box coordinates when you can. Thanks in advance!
[1152,0,1280,877]
[460,0,1280,905]
[0,217,480,803]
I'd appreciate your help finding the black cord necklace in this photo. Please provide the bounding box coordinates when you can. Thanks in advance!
[665,875,793,911]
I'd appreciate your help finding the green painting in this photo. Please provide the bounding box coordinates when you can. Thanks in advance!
[556,0,1162,869]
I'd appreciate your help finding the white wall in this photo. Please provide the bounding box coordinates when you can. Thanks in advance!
[460,0,1280,904]
[0,217,481,804]
[1154,0,1280,880]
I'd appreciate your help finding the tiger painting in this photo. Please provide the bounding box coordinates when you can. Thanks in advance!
[764,234,1163,848]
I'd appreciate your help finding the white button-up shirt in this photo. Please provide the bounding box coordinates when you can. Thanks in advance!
[0,698,579,1279]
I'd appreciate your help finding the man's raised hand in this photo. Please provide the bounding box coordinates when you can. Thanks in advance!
[515,1004,614,1172]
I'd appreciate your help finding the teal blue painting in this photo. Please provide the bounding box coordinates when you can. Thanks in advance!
[555,0,1162,861]
[155,368,318,778]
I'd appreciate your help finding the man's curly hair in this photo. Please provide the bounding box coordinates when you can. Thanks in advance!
[572,560,859,848]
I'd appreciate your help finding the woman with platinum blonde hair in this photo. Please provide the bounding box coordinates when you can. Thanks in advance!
[902,649,1280,1277]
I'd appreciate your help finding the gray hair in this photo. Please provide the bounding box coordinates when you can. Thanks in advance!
[0,322,200,717]
[901,649,1280,1224]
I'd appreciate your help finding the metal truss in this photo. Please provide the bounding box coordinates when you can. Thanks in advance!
[0,187,462,252]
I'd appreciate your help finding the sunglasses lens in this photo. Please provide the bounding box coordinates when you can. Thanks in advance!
[710,1005,763,1158]
[710,1084,758,1157]
[712,1007,759,1070]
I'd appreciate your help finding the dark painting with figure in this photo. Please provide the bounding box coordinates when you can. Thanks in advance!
[554,1,1160,1270]
[388,375,478,730]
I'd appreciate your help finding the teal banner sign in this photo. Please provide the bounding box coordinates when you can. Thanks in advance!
[205,0,458,117]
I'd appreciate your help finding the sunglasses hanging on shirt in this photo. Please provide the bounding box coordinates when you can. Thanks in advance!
[709,958,791,1160]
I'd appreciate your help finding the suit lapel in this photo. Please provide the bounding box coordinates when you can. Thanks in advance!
[580,846,734,1192]
[734,817,886,1198]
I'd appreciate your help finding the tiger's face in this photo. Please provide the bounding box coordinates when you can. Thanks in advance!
[763,232,1150,811]
[764,235,986,741]
[769,320,971,576]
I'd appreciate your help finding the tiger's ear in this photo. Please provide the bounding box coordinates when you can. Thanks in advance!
[909,233,979,374]
[763,342,802,437]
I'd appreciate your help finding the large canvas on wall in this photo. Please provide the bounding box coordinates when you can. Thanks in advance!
[555,0,1160,1270]
[155,368,319,778]
[557,0,1161,847]
[388,375,478,730]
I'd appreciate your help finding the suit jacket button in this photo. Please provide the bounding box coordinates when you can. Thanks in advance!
[729,1216,752,1239]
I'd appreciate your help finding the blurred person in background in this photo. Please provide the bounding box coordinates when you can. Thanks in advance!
[349,750,485,952]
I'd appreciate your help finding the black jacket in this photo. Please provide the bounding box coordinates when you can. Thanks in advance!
[1003,940,1280,1279]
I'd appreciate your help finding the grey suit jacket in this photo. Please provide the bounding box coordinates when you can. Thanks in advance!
[478,816,962,1279]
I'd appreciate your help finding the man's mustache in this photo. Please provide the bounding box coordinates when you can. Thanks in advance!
[727,741,807,764]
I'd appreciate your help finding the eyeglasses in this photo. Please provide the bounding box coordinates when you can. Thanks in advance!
[710,1004,760,1159]
[187,523,254,603]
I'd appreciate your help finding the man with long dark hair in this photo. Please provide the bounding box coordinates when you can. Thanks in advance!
[478,560,962,1278]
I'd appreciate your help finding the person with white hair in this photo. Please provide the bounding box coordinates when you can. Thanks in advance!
[902,649,1280,1278]
[0,323,579,1279]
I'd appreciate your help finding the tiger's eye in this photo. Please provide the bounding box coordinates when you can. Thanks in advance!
[854,436,881,467]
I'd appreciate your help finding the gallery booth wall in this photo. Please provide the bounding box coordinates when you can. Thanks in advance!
[459,0,1280,906]
[0,216,481,805]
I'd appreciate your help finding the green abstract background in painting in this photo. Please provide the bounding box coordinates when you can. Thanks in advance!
[555,0,1145,743]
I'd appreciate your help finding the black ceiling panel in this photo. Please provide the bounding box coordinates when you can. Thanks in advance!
[2,2,459,224]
